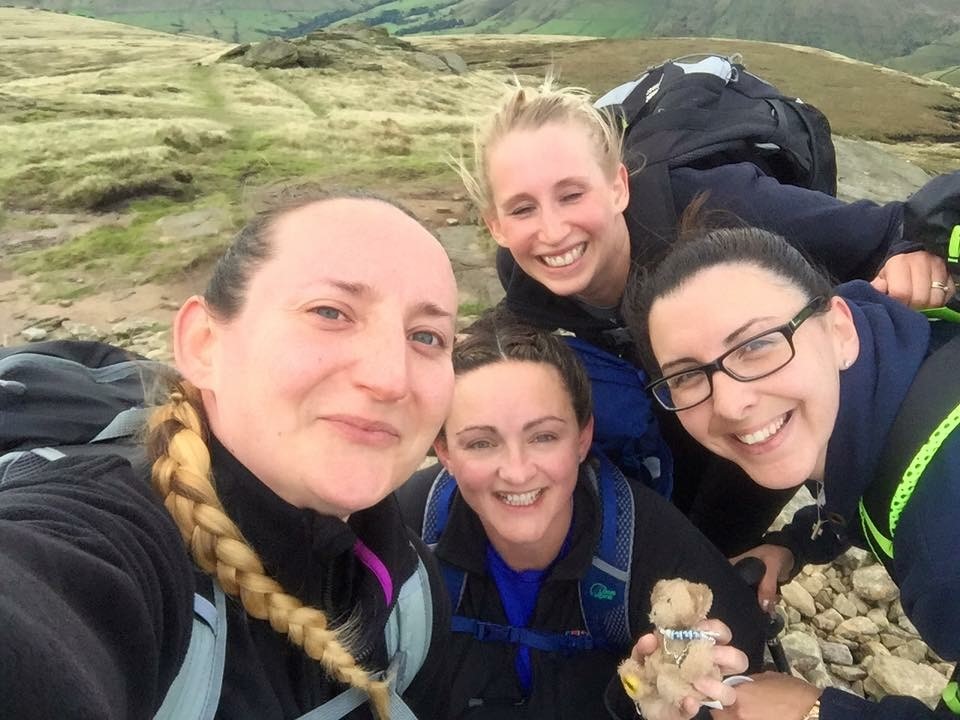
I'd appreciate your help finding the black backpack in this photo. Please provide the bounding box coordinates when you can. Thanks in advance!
[598,53,837,194]
[595,54,838,261]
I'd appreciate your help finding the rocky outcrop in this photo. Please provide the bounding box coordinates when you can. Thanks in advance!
[218,27,468,74]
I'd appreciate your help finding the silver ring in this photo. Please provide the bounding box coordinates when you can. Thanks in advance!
[931,280,950,292]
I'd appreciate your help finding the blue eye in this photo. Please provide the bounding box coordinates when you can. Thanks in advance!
[410,330,444,347]
[312,306,343,320]
[532,433,558,444]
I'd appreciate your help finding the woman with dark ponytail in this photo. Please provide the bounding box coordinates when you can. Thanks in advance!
[0,191,458,719]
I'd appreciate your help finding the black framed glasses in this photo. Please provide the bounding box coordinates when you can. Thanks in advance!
[647,296,829,412]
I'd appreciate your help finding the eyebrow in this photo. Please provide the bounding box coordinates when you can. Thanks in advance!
[454,416,566,437]
[322,281,453,322]
[659,316,778,373]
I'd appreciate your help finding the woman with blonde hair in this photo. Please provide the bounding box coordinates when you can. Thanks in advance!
[0,191,458,719]
[460,77,953,557]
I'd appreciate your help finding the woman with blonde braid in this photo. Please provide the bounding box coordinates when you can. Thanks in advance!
[0,192,458,720]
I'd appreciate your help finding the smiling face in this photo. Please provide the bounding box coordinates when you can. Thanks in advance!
[484,120,631,307]
[647,264,858,489]
[177,198,458,517]
[435,359,593,570]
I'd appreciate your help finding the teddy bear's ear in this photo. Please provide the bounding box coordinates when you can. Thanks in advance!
[690,582,714,618]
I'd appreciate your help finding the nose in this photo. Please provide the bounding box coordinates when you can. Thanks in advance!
[708,371,756,421]
[539,203,569,245]
[497,444,536,486]
[352,320,411,402]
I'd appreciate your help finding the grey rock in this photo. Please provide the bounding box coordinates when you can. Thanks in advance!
[782,581,817,618]
[893,639,930,664]
[439,51,468,74]
[411,52,450,72]
[868,655,949,709]
[20,326,48,342]
[820,640,854,665]
[835,616,880,639]
[852,565,900,603]
[244,39,300,69]
[782,631,823,672]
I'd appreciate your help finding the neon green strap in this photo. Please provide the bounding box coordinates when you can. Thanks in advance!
[889,401,960,536]
[943,681,960,715]
[949,224,960,265]
[860,400,960,564]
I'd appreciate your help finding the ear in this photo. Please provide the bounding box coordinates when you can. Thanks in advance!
[691,583,713,618]
[173,295,218,391]
[826,296,860,369]
[433,435,451,469]
[612,162,630,213]
[483,211,510,249]
[577,415,595,462]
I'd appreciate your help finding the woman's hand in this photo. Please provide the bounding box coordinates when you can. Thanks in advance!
[710,671,821,720]
[872,250,956,309]
[729,544,795,612]
[627,619,749,720]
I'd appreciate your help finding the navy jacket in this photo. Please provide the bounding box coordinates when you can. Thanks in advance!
[765,281,960,720]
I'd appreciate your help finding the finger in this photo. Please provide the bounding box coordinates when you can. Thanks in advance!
[712,645,749,675]
[908,253,933,308]
[631,632,659,662]
[679,695,707,717]
[870,272,888,295]
[877,256,911,305]
[758,571,779,612]
[694,619,732,644]
[693,676,737,707]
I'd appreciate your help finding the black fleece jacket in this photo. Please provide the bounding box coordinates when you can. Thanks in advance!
[398,459,766,720]
[0,446,450,720]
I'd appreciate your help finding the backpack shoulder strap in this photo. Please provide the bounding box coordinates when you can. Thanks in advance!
[297,552,433,720]
[421,467,468,612]
[154,573,228,720]
[859,330,960,574]
[579,451,635,651]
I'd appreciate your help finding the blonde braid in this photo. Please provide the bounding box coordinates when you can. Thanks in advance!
[147,384,391,719]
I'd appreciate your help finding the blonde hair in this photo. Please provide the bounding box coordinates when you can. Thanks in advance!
[147,380,392,718]
[458,75,624,215]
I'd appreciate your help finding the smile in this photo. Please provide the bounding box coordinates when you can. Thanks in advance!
[496,489,544,506]
[539,243,585,268]
[736,413,789,446]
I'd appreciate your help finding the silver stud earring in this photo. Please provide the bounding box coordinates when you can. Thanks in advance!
[842,359,851,370]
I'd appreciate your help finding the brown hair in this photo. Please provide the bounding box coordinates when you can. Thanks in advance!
[440,310,593,436]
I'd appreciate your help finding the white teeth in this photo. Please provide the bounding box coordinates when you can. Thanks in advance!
[736,415,787,445]
[497,489,543,506]
[540,243,585,268]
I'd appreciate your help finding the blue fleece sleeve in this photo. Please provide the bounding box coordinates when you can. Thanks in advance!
[671,164,906,281]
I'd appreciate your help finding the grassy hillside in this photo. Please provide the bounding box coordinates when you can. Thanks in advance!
[20,0,960,78]
[2,8,958,302]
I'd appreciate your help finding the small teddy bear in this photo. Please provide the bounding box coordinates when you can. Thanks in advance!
[617,578,722,718]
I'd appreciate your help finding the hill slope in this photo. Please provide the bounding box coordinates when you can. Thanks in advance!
[21,0,960,78]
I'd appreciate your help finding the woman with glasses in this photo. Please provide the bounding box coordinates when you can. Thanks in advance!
[625,224,960,720]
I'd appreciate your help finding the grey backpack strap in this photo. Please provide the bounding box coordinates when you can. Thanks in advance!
[90,406,153,443]
[154,581,228,720]
[297,553,432,720]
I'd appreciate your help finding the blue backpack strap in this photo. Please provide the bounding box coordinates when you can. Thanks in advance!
[299,552,432,720]
[450,616,594,653]
[421,468,468,611]
[154,575,228,720]
[579,451,635,651]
